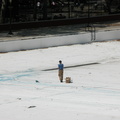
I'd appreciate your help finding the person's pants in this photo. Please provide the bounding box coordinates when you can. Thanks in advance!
[58,70,63,82]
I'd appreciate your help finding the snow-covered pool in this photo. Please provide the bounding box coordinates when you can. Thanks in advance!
[0,41,120,120]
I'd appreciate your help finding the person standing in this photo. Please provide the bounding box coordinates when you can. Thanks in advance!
[58,60,64,82]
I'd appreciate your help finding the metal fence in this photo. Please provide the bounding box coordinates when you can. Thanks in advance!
[0,0,120,24]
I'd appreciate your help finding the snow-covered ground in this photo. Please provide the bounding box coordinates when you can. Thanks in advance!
[0,40,120,120]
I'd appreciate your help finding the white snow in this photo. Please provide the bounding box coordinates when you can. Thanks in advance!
[0,40,120,120]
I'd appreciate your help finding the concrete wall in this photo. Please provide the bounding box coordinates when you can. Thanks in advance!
[0,29,120,52]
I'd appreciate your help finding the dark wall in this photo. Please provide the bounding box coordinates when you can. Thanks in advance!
[0,14,120,31]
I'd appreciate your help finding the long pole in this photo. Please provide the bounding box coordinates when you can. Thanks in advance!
[8,0,13,35]
[33,0,37,21]
[68,0,70,18]
[43,0,47,20]
[87,0,90,27]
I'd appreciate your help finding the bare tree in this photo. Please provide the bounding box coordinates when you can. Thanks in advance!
[0,0,2,23]
[104,0,113,13]
[0,0,5,23]
[104,0,120,13]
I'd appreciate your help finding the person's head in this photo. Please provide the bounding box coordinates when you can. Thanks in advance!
[59,60,62,64]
